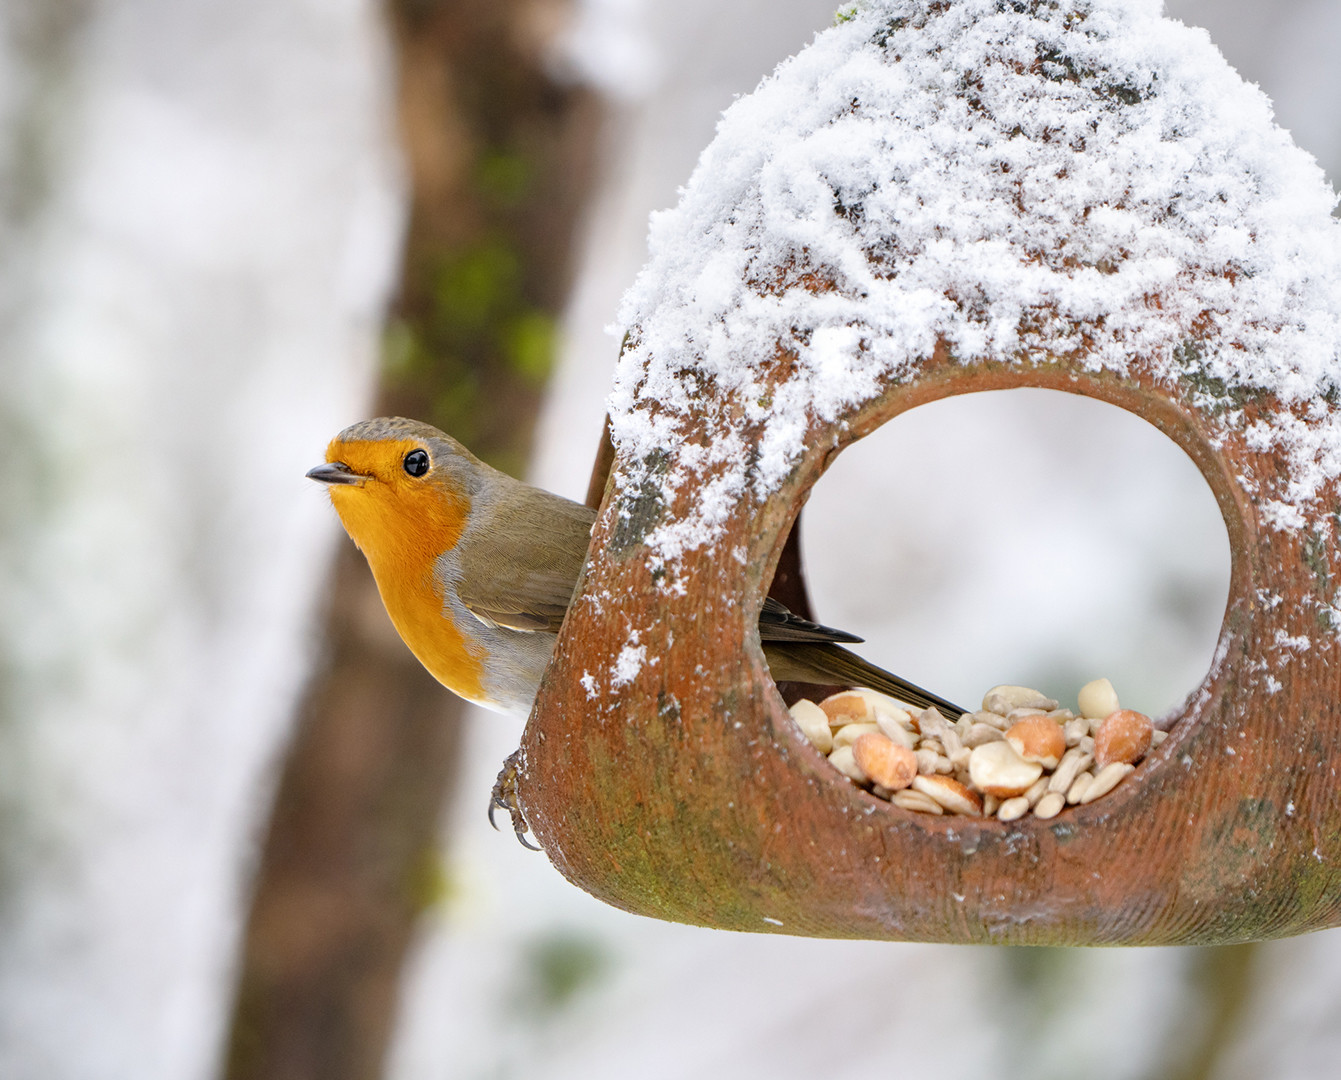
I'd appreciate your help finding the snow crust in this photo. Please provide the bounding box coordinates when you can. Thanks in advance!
[609,0,1341,560]
[612,640,649,687]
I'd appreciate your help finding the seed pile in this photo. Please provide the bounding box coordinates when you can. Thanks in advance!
[788,678,1165,820]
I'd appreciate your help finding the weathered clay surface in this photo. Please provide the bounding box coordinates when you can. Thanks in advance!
[519,356,1340,945]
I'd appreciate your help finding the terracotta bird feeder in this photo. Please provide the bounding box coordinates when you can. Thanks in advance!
[516,0,1341,944]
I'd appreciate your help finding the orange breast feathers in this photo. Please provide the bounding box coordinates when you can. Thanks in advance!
[323,437,487,701]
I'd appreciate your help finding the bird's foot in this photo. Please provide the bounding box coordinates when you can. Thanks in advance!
[489,749,541,851]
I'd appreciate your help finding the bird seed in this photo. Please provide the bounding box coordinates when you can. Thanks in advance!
[790,680,1159,821]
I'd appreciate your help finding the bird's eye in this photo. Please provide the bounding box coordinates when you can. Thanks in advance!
[403,449,430,477]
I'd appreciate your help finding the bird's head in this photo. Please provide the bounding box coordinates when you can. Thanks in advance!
[307,417,480,566]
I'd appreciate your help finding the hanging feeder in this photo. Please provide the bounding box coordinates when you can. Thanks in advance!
[516,0,1341,945]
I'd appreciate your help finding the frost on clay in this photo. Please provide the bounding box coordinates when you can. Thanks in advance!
[607,0,1341,565]
[612,642,649,688]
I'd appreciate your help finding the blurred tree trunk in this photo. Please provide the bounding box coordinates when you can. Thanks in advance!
[224,2,601,1078]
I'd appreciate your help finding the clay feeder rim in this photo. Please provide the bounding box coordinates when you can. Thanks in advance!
[581,353,1250,820]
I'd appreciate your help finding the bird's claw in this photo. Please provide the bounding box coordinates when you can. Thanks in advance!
[490,750,541,851]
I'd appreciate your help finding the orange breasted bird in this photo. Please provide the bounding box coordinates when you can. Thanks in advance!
[306,417,965,721]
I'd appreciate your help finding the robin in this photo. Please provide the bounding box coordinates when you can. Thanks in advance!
[307,417,964,837]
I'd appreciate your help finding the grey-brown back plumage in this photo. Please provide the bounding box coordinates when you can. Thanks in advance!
[443,451,963,717]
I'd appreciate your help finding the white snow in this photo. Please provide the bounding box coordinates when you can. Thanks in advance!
[611,641,648,687]
[609,0,1341,564]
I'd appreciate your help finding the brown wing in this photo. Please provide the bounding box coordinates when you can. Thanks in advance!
[453,467,864,642]
[454,482,597,634]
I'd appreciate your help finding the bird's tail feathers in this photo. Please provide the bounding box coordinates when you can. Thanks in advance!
[767,642,966,719]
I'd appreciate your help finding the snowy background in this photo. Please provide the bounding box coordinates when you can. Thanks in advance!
[0,1,1338,1078]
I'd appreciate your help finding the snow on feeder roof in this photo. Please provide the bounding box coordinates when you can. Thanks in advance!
[516,0,1341,945]
[610,0,1341,554]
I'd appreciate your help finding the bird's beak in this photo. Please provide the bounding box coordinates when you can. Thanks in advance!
[306,461,365,486]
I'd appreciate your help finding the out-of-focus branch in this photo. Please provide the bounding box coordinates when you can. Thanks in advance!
[224,1,602,1076]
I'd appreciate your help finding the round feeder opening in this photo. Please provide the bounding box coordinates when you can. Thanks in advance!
[798,386,1232,720]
